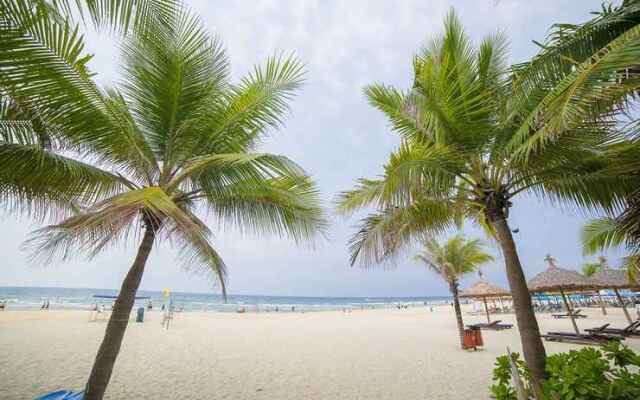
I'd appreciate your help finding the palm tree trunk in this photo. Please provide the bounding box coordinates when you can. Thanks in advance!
[84,226,156,400]
[491,216,548,389]
[449,280,466,349]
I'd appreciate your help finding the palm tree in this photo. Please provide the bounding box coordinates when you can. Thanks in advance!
[414,236,494,349]
[335,11,629,387]
[2,3,326,399]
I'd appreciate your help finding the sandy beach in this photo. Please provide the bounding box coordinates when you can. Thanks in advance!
[1,306,638,400]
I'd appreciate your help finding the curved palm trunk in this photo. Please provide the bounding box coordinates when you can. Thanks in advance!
[449,280,465,349]
[84,226,156,400]
[491,217,548,389]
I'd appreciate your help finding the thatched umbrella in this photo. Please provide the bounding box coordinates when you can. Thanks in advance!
[591,258,640,324]
[528,255,595,334]
[460,281,510,323]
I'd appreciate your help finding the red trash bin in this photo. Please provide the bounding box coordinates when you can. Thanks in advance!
[462,329,476,350]
[473,328,483,346]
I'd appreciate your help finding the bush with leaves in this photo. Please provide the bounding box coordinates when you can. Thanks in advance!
[490,342,640,400]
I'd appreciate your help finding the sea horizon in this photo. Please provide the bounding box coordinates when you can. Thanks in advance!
[0,285,453,312]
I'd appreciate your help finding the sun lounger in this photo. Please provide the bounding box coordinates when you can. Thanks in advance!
[585,320,640,337]
[36,390,84,400]
[541,331,623,345]
[466,320,513,330]
[552,309,587,319]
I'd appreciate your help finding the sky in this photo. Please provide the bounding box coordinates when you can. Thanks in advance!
[0,0,626,297]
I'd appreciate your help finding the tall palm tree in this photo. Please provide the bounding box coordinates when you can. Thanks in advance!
[415,235,493,349]
[2,3,326,399]
[335,11,630,387]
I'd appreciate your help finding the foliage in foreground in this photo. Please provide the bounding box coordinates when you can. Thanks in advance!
[490,342,640,400]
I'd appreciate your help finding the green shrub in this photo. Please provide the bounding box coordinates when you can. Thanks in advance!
[490,342,640,400]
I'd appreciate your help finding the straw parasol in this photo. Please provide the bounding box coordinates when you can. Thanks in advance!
[528,254,595,334]
[460,281,510,323]
[591,257,640,323]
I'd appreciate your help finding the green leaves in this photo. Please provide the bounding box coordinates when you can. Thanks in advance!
[119,7,229,167]
[346,200,455,267]
[581,217,626,255]
[507,1,640,158]
[490,345,640,400]
[204,175,326,244]
[0,142,122,220]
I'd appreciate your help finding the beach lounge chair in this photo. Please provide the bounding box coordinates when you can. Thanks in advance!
[541,331,623,346]
[35,390,83,400]
[585,320,640,338]
[466,320,513,330]
[552,309,587,319]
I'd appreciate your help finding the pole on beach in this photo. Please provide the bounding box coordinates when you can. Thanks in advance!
[483,297,490,323]
[613,288,633,324]
[595,291,607,316]
[560,290,579,335]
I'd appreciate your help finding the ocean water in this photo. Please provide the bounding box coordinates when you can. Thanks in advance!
[0,286,451,312]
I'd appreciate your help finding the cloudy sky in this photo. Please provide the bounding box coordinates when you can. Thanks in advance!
[0,0,625,297]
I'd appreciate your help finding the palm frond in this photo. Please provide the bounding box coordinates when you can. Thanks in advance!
[65,0,180,35]
[189,54,305,156]
[0,3,158,178]
[581,217,627,255]
[26,187,192,261]
[0,142,122,220]
[201,175,327,244]
[348,200,455,267]
[334,178,386,216]
[169,152,304,193]
[119,6,229,170]
[165,204,228,298]
[508,3,640,157]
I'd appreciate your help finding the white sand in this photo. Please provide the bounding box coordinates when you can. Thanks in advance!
[1,306,639,400]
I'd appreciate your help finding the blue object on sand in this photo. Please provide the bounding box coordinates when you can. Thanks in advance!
[36,390,84,400]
